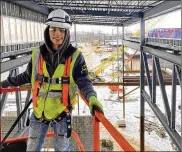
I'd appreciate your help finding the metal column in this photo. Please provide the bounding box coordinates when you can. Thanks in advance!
[22,90,31,127]
[117,26,119,98]
[112,28,114,71]
[122,26,125,120]
[14,68,23,130]
[140,15,145,151]
[74,23,77,47]
[181,49,182,151]
[171,64,177,130]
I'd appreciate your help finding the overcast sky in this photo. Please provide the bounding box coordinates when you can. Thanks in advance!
[70,9,181,34]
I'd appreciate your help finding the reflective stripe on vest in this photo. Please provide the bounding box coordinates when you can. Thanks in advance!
[31,48,81,119]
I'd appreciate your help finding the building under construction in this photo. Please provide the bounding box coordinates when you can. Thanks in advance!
[0,1,181,151]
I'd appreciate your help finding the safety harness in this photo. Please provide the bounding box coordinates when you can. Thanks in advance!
[33,55,72,138]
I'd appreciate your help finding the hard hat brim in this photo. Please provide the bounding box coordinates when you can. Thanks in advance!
[46,21,71,29]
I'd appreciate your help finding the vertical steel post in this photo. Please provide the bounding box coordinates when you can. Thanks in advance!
[117,26,119,98]
[74,23,77,47]
[77,94,80,115]
[0,93,8,116]
[175,66,181,87]
[140,15,145,151]
[122,26,125,119]
[112,28,114,71]
[179,50,182,151]
[14,68,23,130]
[171,65,177,131]
[22,90,31,127]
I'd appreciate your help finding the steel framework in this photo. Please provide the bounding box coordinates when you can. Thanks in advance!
[0,0,181,151]
[15,0,164,26]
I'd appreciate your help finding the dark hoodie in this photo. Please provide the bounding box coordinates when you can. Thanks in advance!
[6,26,97,101]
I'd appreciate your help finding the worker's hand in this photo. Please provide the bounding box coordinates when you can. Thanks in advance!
[0,80,11,88]
[89,96,104,116]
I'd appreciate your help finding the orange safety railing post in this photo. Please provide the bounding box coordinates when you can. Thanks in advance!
[72,131,85,151]
[93,116,100,151]
[79,92,136,151]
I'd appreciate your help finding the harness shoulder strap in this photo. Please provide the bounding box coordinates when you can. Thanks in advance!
[62,56,72,107]
[33,55,43,107]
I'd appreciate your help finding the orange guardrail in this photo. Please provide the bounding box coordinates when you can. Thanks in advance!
[0,86,32,94]
[80,92,136,151]
[3,131,85,151]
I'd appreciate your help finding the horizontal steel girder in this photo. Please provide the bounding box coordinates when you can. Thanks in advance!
[123,40,181,66]
[123,1,181,26]
[1,49,32,59]
[40,2,154,10]
[1,55,31,73]
[143,46,181,67]
[63,9,141,18]
[10,0,49,15]
[74,21,122,26]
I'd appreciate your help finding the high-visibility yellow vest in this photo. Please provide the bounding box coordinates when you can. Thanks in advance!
[31,48,80,120]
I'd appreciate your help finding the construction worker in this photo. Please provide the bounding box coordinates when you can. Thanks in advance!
[0,9,103,151]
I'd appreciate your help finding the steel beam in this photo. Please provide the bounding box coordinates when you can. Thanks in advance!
[122,25,125,119]
[144,1,181,20]
[22,91,31,127]
[0,93,8,116]
[64,9,141,18]
[1,49,32,59]
[154,57,171,125]
[142,52,152,97]
[14,68,23,130]
[123,1,181,26]
[74,22,122,26]
[1,55,31,73]
[123,40,181,66]
[40,2,153,9]
[175,66,182,87]
[142,90,181,150]
[152,56,156,104]
[74,24,77,47]
[123,18,140,26]
[10,0,49,15]
[181,50,182,151]
[171,65,177,131]
[143,46,181,66]
[123,40,140,51]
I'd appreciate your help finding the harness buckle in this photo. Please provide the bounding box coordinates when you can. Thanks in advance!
[62,76,70,84]
[47,78,52,84]
[58,78,62,84]
[38,118,43,123]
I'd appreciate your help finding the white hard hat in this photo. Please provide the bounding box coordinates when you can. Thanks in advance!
[45,9,72,29]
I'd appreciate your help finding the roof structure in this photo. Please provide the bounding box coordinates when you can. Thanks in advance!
[13,0,181,26]
[33,0,162,26]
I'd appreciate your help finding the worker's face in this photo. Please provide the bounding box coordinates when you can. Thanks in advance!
[49,26,65,46]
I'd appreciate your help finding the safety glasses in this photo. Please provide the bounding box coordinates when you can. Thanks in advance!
[49,26,66,33]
